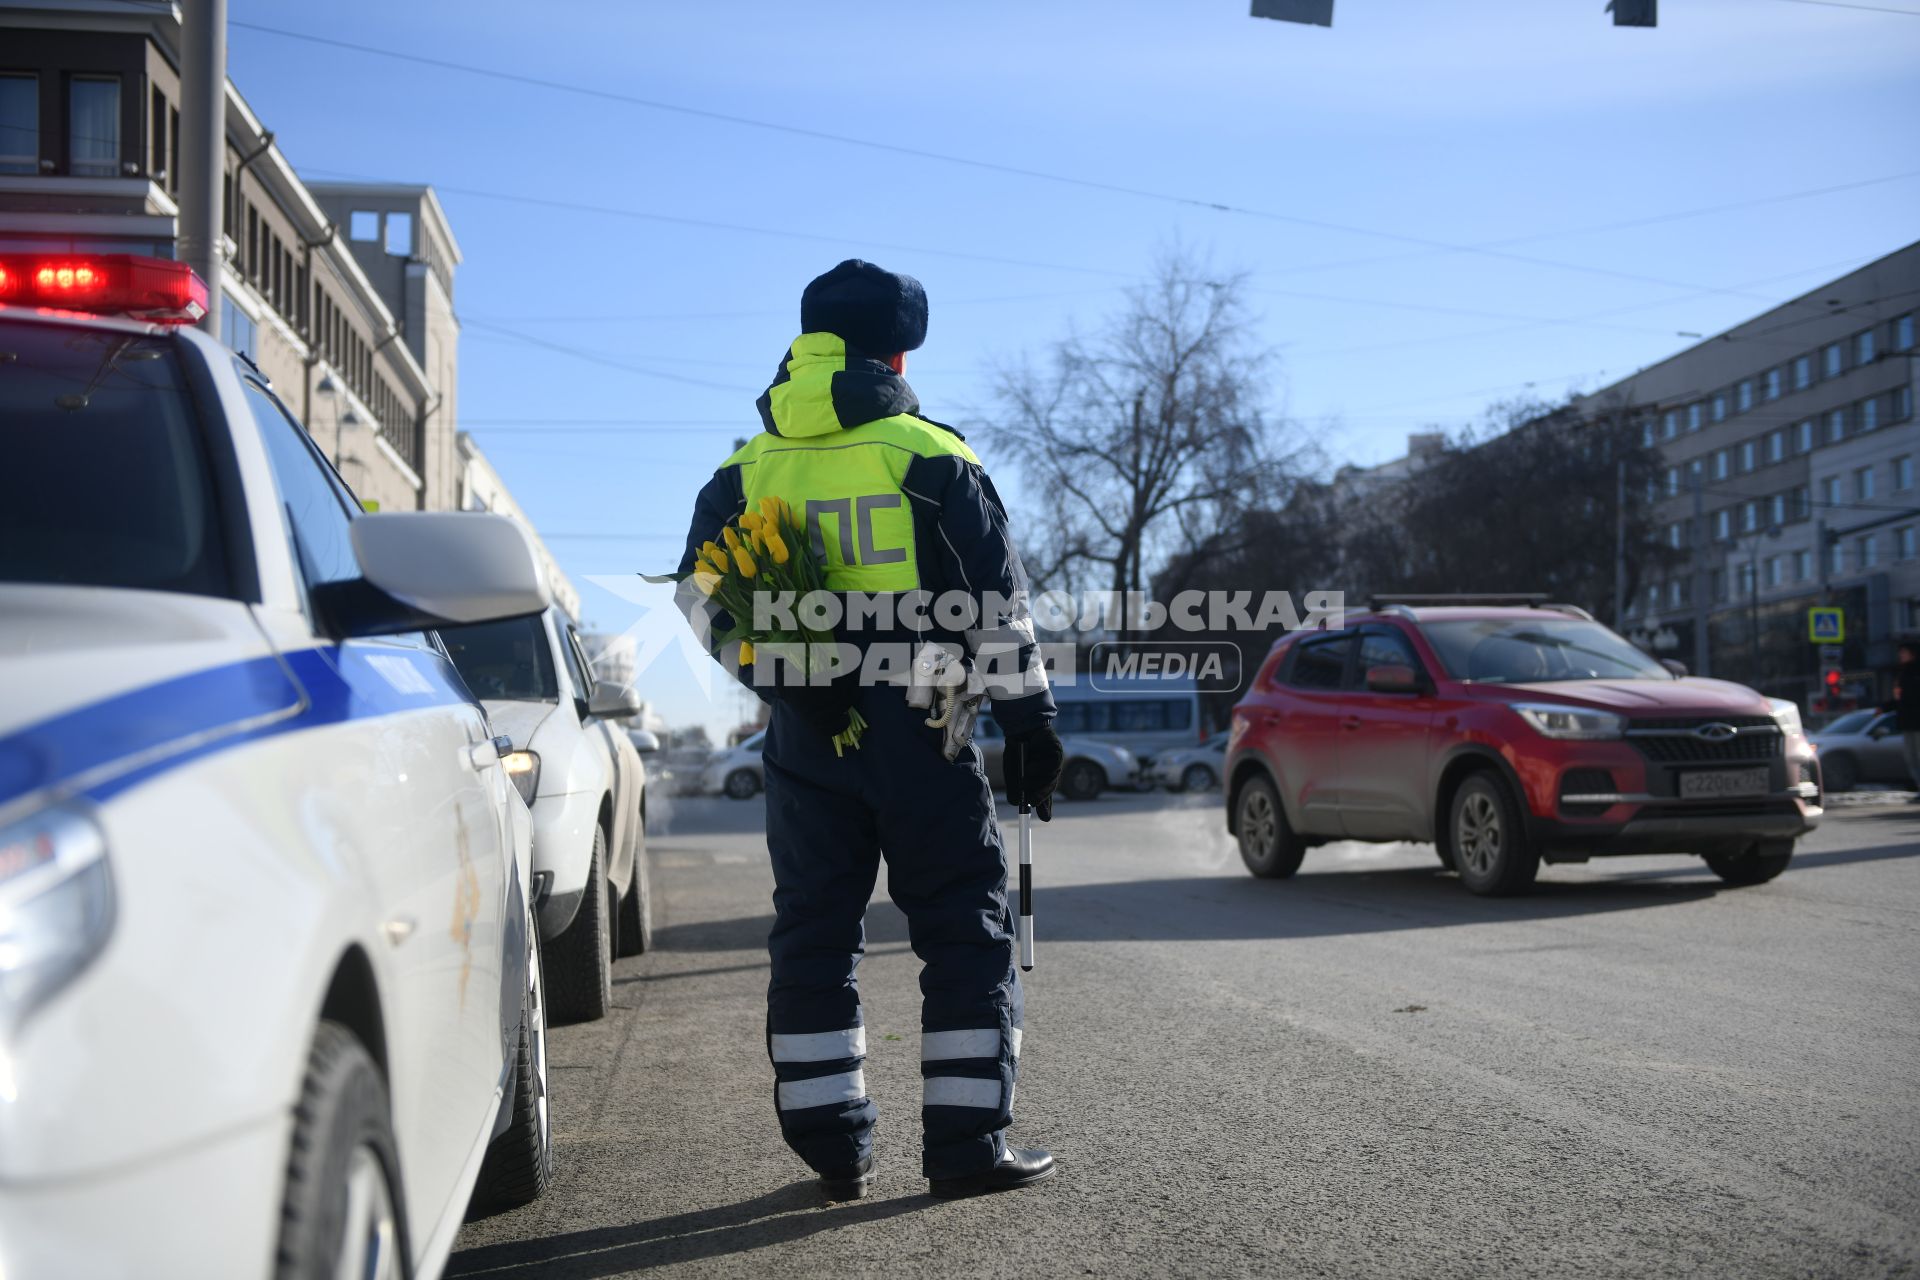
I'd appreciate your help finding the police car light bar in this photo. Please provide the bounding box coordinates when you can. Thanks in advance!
[0,254,208,324]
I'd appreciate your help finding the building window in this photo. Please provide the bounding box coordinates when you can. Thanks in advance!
[1900,526,1917,561]
[1794,550,1812,581]
[1796,419,1813,453]
[1793,354,1813,390]
[1854,329,1876,366]
[1894,386,1914,422]
[1742,501,1758,532]
[1858,397,1879,433]
[1764,556,1782,589]
[1641,420,1654,447]
[385,211,413,256]
[1828,541,1844,575]
[1710,568,1727,601]
[1,74,38,174]
[1791,486,1810,519]
[68,76,120,177]
[1711,392,1728,423]
[1827,408,1846,443]
[349,210,380,241]
[1824,475,1842,508]
[1686,402,1703,432]
[1646,584,1660,610]
[1739,440,1757,472]
[1895,313,1915,352]
[1665,467,1679,497]
[1736,380,1754,413]
[1896,455,1913,491]
[1669,580,1686,608]
[1768,430,1785,463]
[1770,493,1786,526]
[1661,411,1677,440]
[221,291,257,360]
[1858,535,1877,569]
[1714,509,1731,540]
[1855,466,1874,501]
[1737,563,1755,597]
[1824,342,1845,378]
[1764,368,1783,401]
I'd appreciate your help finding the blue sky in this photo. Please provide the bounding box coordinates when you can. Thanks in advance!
[223,0,1920,738]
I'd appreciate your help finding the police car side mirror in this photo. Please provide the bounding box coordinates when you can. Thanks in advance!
[314,513,552,639]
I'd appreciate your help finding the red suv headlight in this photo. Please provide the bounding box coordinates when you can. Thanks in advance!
[1510,703,1626,740]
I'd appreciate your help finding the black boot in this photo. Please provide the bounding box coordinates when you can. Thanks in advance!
[928,1146,1055,1198]
[819,1154,875,1201]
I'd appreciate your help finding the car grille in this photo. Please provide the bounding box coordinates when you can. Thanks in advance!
[1626,715,1782,764]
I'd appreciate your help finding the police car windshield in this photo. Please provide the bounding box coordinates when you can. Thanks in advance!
[440,615,561,701]
[1423,617,1671,684]
[0,322,231,597]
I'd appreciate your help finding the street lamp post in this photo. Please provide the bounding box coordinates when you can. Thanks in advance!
[1739,525,1784,688]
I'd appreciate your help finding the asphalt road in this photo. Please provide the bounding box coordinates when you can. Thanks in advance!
[450,788,1920,1279]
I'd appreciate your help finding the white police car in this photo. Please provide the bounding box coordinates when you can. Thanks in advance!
[0,256,554,1279]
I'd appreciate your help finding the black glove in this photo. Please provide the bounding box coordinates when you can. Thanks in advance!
[1006,721,1065,821]
[776,680,858,741]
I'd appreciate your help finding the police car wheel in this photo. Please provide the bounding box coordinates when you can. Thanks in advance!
[472,901,553,1215]
[544,826,613,1024]
[724,769,762,800]
[274,1021,406,1280]
[1450,772,1539,896]
[1703,838,1794,887]
[1236,774,1305,879]
[1181,764,1216,793]
[1060,760,1104,801]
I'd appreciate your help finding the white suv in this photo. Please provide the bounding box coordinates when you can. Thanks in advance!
[442,608,650,1022]
[0,257,553,1278]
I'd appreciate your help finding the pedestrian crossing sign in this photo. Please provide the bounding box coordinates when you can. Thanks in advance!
[1808,607,1844,643]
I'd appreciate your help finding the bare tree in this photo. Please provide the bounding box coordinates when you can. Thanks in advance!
[992,246,1295,612]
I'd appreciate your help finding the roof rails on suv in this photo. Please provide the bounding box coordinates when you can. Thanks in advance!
[1364,593,1594,621]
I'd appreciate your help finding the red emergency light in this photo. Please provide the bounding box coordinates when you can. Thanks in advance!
[0,254,208,324]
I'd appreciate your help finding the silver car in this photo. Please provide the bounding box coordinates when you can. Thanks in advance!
[1810,709,1913,792]
[975,714,1141,800]
[1153,732,1229,792]
[703,731,768,800]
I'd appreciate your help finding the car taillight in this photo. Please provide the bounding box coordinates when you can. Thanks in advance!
[0,254,208,324]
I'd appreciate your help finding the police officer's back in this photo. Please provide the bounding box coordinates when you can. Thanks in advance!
[676,260,1066,1197]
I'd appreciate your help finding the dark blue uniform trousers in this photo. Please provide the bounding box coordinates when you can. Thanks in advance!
[762,683,1023,1180]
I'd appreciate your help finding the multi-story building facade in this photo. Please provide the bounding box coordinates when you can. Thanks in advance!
[1590,241,1917,703]
[2,2,453,516]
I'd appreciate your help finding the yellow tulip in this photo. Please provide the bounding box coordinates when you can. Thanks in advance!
[733,545,758,578]
[703,539,723,561]
[721,526,742,553]
[759,496,784,525]
[692,570,721,597]
[740,511,765,534]
[704,554,731,578]
[750,527,767,555]
[739,639,755,665]
[767,531,790,564]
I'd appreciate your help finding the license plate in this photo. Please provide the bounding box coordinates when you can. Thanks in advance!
[1679,767,1769,799]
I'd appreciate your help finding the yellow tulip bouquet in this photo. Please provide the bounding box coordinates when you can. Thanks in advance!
[682,497,868,754]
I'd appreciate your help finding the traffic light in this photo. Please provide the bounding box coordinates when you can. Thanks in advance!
[1251,0,1334,26]
[1825,668,1843,694]
[1607,0,1657,26]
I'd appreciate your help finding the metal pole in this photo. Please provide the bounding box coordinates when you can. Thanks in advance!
[1613,459,1627,626]
[1690,470,1709,677]
[178,0,227,339]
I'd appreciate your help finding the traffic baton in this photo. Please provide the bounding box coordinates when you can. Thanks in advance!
[1018,802,1035,972]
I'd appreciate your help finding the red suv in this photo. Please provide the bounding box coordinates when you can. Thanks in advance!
[1225,596,1822,895]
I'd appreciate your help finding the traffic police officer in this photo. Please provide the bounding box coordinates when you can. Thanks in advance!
[676,260,1065,1198]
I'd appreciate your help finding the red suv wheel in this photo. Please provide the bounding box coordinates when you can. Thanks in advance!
[1235,774,1305,879]
[1448,772,1539,896]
